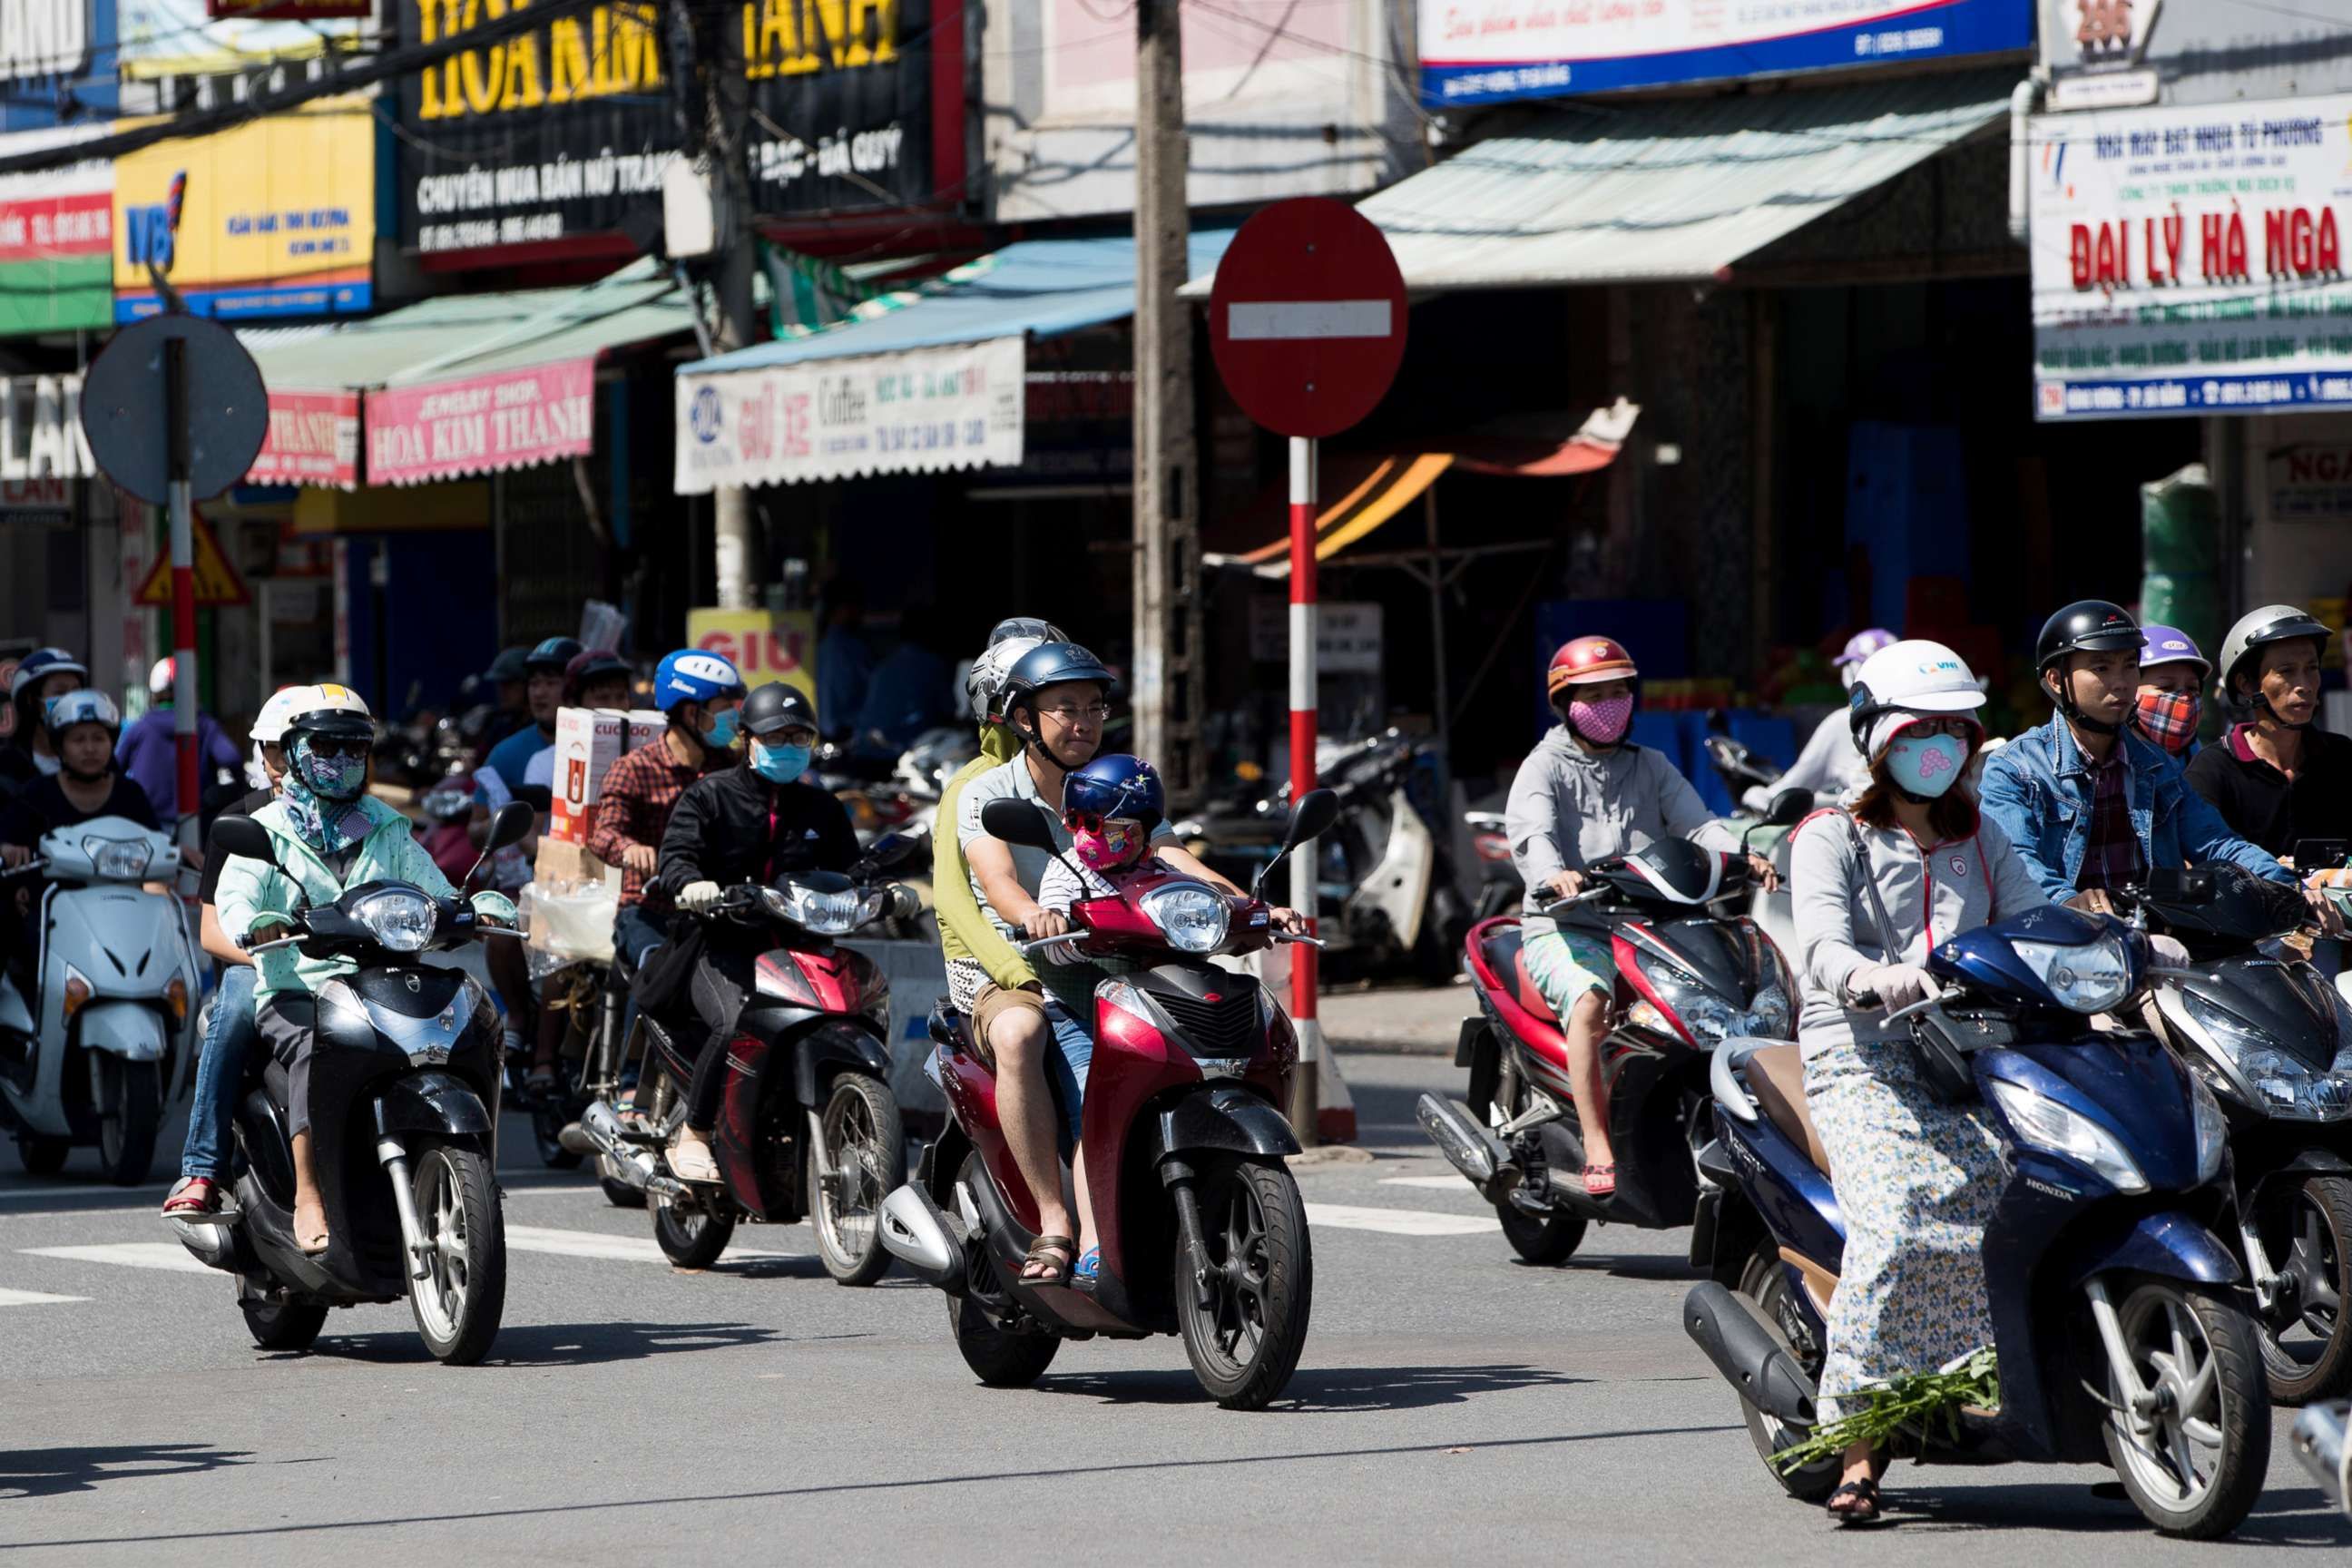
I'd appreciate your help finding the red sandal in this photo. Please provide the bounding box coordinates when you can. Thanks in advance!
[162,1176,219,1217]
[1581,1163,1617,1200]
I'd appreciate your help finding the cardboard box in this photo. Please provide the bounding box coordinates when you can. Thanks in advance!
[532,836,618,890]
[547,707,669,844]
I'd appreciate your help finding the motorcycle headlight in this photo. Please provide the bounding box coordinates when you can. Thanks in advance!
[2183,991,2352,1122]
[1141,886,1230,953]
[2189,1068,2229,1184]
[81,834,152,879]
[350,888,437,953]
[1640,961,1749,1045]
[766,882,863,936]
[1985,1076,2149,1194]
[2013,933,2132,1014]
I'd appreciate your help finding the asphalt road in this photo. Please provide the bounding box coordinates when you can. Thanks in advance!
[0,1052,2345,1565]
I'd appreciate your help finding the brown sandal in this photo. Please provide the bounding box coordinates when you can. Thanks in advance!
[1826,1477,1882,1524]
[1021,1234,1075,1287]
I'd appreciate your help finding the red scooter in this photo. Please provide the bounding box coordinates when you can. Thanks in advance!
[879,789,1338,1409]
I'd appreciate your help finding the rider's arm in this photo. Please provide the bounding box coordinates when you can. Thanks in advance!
[934,766,1036,992]
[2169,765,2299,887]
[199,903,250,967]
[1788,817,1873,1003]
[1976,817,2053,918]
[212,852,289,946]
[1655,750,1742,856]
[652,777,717,900]
[1975,747,2072,902]
[1503,752,1571,891]
[391,827,517,925]
[583,768,640,868]
[969,836,1044,932]
[1150,841,1243,896]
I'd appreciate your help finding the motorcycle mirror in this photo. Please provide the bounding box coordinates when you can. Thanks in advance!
[1252,788,1341,897]
[1764,787,1814,827]
[209,815,276,866]
[979,797,1057,853]
[860,831,922,874]
[486,800,535,853]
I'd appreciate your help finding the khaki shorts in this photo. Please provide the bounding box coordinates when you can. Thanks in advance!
[967,982,1048,1068]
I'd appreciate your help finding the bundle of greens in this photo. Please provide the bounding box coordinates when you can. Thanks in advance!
[1772,1348,1999,1474]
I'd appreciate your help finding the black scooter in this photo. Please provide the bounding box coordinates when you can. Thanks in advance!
[166,804,533,1366]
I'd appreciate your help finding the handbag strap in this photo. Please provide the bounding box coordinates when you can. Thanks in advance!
[1839,808,1910,972]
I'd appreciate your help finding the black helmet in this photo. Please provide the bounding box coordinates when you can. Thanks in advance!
[740,681,818,739]
[524,635,583,676]
[1002,642,1115,718]
[485,645,531,684]
[2035,600,2141,736]
[562,647,632,704]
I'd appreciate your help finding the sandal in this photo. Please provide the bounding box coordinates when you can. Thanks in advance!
[525,1062,559,1093]
[1020,1234,1075,1288]
[1826,1477,1882,1525]
[162,1176,219,1217]
[1581,1163,1617,1200]
[1073,1246,1101,1290]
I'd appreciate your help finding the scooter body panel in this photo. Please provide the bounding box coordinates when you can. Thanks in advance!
[74,1000,167,1063]
[9,878,194,1135]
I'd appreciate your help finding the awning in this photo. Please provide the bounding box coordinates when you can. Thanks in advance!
[1188,70,2017,293]
[674,232,1234,495]
[243,260,707,489]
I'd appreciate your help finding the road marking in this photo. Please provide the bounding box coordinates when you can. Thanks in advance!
[0,1286,89,1306]
[20,1242,213,1274]
[1303,1202,1500,1237]
[505,1225,808,1264]
[1377,1175,1474,1191]
[1227,299,1393,340]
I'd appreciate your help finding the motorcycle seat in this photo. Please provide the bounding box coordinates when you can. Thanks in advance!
[1479,926,1558,1024]
[1742,1044,1829,1176]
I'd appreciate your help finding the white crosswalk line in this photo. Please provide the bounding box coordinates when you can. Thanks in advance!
[0,1286,90,1306]
[1377,1175,1474,1191]
[505,1224,808,1264]
[1303,1202,1500,1236]
[20,1243,213,1275]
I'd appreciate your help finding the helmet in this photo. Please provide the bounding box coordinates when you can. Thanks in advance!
[149,656,177,697]
[652,649,745,715]
[968,622,1073,725]
[485,646,531,684]
[1834,628,1898,669]
[987,617,1068,648]
[1847,639,1987,754]
[740,681,819,739]
[1000,642,1117,729]
[2137,623,2210,678]
[284,682,375,743]
[1545,636,1638,698]
[524,636,584,677]
[2035,600,2141,672]
[251,684,315,747]
[2219,603,2332,705]
[44,689,120,744]
[1063,753,1165,834]
[9,647,85,701]
[562,647,632,704]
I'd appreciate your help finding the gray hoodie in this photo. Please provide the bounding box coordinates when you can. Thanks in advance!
[1504,728,1740,916]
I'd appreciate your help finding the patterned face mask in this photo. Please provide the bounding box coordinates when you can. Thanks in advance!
[292,735,367,802]
[1568,692,1633,745]
[2134,688,2201,752]
[1072,818,1143,871]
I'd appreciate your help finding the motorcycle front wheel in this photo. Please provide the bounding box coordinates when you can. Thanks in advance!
[808,1073,904,1287]
[2256,1174,2352,1405]
[2097,1278,2269,1539]
[1174,1154,1312,1410]
[408,1142,507,1366]
[96,1055,162,1186]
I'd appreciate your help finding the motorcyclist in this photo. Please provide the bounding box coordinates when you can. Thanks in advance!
[0,648,89,797]
[477,645,534,756]
[2185,604,2352,863]
[2131,623,2210,760]
[163,683,309,1217]
[1504,635,1775,1200]
[115,656,243,829]
[473,635,581,813]
[214,686,517,1252]
[648,681,858,1182]
[1,691,162,995]
[1745,627,1896,810]
[1978,601,2310,913]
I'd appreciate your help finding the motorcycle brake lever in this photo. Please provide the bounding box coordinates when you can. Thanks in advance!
[1274,931,1327,949]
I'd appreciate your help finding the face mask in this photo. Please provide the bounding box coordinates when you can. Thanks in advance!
[1567,692,1633,745]
[294,738,368,802]
[750,740,810,783]
[1073,820,1142,872]
[703,708,740,750]
[1884,733,1968,799]
[2133,688,2201,752]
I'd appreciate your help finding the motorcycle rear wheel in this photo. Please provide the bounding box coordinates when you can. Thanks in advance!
[1734,1240,1838,1501]
[946,1153,1059,1387]
[1496,1201,1586,1265]
[1174,1155,1312,1410]
[15,1137,67,1176]
[96,1055,161,1187]
[2097,1278,2269,1539]
[241,1293,328,1353]
[652,1188,737,1269]
[2255,1174,2352,1405]
[408,1142,507,1366]
[808,1073,903,1287]
[598,1153,649,1209]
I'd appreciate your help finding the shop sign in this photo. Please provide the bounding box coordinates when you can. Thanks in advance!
[248,389,360,488]
[0,124,112,335]
[0,477,72,526]
[673,336,1024,495]
[1418,0,2032,108]
[2031,95,2352,421]
[2265,445,2352,524]
[684,606,817,704]
[1,1,116,136]
[113,95,375,321]
[1248,599,1383,675]
[1,1,92,85]
[367,359,595,487]
[0,373,93,480]
[395,0,950,261]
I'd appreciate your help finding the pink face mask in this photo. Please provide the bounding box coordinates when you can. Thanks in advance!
[1569,692,1634,744]
[1073,819,1143,871]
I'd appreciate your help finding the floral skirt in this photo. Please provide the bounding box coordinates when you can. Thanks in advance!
[1802,1038,2005,1424]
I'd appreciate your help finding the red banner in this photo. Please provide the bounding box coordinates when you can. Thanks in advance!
[365,359,595,487]
[0,191,109,265]
[249,390,361,487]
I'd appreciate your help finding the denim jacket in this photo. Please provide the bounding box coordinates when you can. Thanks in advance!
[1977,716,2292,901]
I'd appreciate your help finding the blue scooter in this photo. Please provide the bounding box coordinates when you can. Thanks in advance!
[1683,905,2269,1538]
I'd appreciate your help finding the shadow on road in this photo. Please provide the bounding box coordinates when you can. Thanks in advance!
[1035,1360,1587,1411]
[1865,1478,2352,1545]
[287,1319,827,1367]
[0,1444,250,1500]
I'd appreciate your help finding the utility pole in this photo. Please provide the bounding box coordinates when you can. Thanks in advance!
[1132,0,1202,800]
[691,0,760,609]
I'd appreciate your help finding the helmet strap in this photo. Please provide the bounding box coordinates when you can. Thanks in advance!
[2046,668,2120,739]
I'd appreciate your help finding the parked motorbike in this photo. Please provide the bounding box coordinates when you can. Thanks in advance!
[878,789,1339,1409]
[1416,812,1803,1264]
[1703,729,1785,809]
[573,838,922,1283]
[2120,864,2352,1404]
[1688,905,2265,1538]
[2297,1400,2352,1521]
[0,817,195,1183]
[1465,808,1519,923]
[166,804,533,1363]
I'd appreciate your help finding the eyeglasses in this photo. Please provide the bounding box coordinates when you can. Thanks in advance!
[1063,810,1142,834]
[1900,717,1978,740]
[1041,702,1112,724]
[303,736,369,760]
[764,728,818,749]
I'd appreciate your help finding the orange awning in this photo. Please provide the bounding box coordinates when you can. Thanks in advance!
[1218,453,1456,574]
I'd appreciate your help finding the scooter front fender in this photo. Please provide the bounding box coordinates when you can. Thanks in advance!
[78,1000,167,1063]
[1141,1084,1302,1164]
[2067,1209,2242,1290]
[375,1070,495,1139]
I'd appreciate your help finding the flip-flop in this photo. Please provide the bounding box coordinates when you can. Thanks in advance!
[1826,1477,1882,1525]
[162,1176,220,1217]
[1021,1234,1075,1288]
[1582,1163,1617,1200]
[1073,1246,1101,1289]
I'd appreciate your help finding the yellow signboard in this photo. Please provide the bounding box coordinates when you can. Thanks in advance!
[134,511,250,607]
[113,95,376,322]
[685,607,818,706]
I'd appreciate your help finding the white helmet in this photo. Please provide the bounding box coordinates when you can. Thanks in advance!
[284,682,375,744]
[1847,639,1986,760]
[251,684,314,747]
[965,619,1069,724]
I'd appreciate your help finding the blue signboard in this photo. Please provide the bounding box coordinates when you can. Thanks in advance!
[1,1,120,132]
[1419,0,2033,109]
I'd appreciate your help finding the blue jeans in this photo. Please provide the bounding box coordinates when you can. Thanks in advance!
[181,965,258,1181]
[612,902,670,970]
[1040,999,1093,1152]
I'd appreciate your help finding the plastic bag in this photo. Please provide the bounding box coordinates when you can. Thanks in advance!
[523,876,618,965]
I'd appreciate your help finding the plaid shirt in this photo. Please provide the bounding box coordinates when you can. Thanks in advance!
[2074,741,2141,893]
[587,739,700,908]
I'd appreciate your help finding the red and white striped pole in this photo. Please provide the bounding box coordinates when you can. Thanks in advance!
[163,338,199,867]
[1288,434,1320,1144]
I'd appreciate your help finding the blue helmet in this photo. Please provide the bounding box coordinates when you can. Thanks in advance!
[1063,753,1164,834]
[652,649,746,715]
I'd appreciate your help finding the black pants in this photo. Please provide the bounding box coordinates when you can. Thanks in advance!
[683,945,756,1133]
[256,993,320,1139]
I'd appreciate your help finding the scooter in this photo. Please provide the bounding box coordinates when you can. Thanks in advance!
[2119,864,2352,1405]
[166,803,533,1364]
[878,789,1339,1409]
[1688,905,2267,1539]
[2297,1400,2352,1521]
[0,817,196,1183]
[576,836,922,1283]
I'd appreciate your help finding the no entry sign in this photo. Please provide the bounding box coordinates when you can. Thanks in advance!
[1209,197,1406,439]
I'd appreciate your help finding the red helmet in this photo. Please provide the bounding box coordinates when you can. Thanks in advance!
[1546,636,1639,697]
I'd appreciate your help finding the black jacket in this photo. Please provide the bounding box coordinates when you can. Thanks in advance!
[2184,723,2352,860]
[653,766,858,901]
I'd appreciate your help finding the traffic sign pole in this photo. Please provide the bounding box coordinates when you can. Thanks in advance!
[165,338,199,866]
[1288,434,1320,1145]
